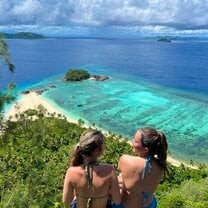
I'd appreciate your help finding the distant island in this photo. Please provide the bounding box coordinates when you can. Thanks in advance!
[64,69,109,82]
[157,37,172,42]
[1,32,45,39]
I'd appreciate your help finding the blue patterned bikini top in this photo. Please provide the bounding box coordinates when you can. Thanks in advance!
[142,155,153,180]
[141,156,155,208]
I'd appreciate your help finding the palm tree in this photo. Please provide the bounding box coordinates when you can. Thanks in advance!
[0,33,15,113]
[0,33,15,72]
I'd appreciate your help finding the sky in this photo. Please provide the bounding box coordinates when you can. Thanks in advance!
[0,0,208,38]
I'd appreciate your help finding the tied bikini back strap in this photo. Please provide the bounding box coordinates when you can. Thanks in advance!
[142,155,152,180]
[84,163,94,189]
[83,162,97,208]
[86,197,92,208]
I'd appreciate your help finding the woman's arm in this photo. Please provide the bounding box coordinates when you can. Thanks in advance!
[62,169,74,205]
[118,155,128,196]
[110,166,121,204]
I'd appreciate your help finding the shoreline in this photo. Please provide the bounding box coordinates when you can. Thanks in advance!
[4,91,199,169]
[4,91,78,124]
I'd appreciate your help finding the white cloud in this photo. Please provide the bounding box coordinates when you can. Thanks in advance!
[0,0,208,36]
[12,0,40,16]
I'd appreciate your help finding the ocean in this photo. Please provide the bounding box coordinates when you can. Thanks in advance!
[1,38,208,163]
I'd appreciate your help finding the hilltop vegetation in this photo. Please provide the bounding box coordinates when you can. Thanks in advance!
[0,108,208,207]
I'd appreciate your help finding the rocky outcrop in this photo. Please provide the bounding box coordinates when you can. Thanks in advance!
[20,85,56,95]
[90,74,110,81]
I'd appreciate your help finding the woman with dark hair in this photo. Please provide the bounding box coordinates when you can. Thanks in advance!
[116,127,168,208]
[62,129,121,208]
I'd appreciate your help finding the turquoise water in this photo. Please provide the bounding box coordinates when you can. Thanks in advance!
[3,39,208,163]
[31,67,208,163]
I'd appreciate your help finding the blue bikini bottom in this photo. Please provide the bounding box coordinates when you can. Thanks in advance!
[111,195,157,208]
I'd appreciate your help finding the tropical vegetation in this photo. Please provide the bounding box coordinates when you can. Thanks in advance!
[0,33,15,114]
[64,69,90,82]
[0,108,207,208]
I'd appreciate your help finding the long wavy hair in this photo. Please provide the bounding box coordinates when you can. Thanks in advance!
[71,129,104,166]
[139,127,168,174]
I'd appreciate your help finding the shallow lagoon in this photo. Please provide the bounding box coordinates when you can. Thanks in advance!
[31,69,208,163]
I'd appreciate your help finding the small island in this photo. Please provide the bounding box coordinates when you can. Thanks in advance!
[157,37,171,43]
[63,69,109,82]
[2,32,45,39]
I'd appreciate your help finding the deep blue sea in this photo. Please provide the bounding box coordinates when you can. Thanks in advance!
[1,38,208,163]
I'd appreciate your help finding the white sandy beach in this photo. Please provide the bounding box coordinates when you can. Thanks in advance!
[4,91,77,124]
[4,91,197,169]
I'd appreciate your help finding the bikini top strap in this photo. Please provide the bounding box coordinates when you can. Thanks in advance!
[84,163,94,189]
[76,193,109,199]
[76,193,109,208]
[86,197,92,208]
[141,155,153,180]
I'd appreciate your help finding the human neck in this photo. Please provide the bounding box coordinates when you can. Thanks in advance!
[139,153,149,159]
[83,157,98,165]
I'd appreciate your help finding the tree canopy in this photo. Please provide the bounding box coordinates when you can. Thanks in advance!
[0,33,15,113]
[64,69,90,82]
[0,33,15,72]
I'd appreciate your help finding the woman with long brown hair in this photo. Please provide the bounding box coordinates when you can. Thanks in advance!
[116,127,168,208]
[62,129,121,208]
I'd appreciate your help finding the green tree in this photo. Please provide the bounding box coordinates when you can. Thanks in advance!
[158,178,208,208]
[0,33,15,113]
[64,69,90,81]
[0,33,15,72]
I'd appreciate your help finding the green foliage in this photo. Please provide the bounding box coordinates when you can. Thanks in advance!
[0,33,15,113]
[158,177,208,208]
[0,33,15,72]
[64,69,90,81]
[0,110,84,207]
[24,109,39,117]
[0,110,208,207]
[100,135,133,169]
[77,118,85,127]
[0,87,15,113]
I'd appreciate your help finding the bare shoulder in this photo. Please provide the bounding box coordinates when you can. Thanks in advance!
[99,163,116,172]
[67,166,81,172]
[65,166,83,177]
[119,154,139,165]
[119,154,144,171]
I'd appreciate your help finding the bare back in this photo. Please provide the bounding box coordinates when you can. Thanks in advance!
[62,163,120,208]
[119,154,163,208]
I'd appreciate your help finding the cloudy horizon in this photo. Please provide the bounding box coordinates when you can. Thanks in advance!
[0,0,208,37]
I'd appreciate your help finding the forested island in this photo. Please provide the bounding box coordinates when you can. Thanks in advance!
[157,37,172,42]
[64,69,109,82]
[1,32,45,39]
